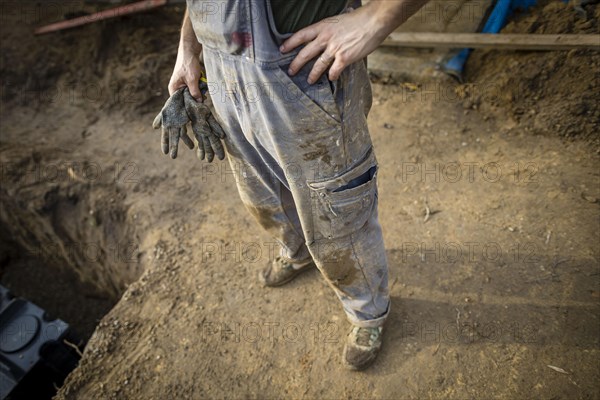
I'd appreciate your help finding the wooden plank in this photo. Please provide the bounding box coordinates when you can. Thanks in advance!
[34,0,168,35]
[382,32,600,50]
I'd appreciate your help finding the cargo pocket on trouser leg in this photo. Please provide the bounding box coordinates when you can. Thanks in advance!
[307,149,378,241]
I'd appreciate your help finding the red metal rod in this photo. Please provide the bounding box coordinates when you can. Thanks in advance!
[34,0,168,35]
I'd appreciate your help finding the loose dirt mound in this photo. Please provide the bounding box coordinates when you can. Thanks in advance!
[0,1,182,116]
[463,0,600,146]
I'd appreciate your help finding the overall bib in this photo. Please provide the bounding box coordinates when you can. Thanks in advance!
[187,0,389,327]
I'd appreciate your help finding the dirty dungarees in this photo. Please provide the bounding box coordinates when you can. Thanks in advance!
[187,0,389,327]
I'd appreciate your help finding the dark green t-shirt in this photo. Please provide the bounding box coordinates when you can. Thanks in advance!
[270,0,348,34]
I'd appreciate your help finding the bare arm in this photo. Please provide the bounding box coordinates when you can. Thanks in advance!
[281,0,430,84]
[168,8,204,100]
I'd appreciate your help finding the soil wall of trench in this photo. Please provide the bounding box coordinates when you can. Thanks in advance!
[1,1,184,300]
[0,145,141,298]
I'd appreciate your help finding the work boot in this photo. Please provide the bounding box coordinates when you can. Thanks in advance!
[259,256,315,287]
[342,326,383,371]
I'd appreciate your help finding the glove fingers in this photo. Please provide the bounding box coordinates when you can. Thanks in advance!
[183,88,203,114]
[190,120,212,159]
[201,135,214,162]
[162,88,189,128]
[189,119,206,161]
[169,128,180,159]
[153,112,163,129]
[196,139,206,160]
[180,125,194,150]
[161,128,169,155]
[183,89,223,162]
[190,116,210,136]
[208,132,225,161]
[207,116,226,139]
[156,88,188,158]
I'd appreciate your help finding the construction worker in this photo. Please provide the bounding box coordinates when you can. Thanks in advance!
[154,0,429,370]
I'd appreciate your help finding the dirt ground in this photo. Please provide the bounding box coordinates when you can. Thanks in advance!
[465,0,600,145]
[0,1,599,399]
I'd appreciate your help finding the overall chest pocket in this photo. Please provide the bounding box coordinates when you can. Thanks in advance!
[271,64,342,129]
[308,151,378,240]
[187,0,254,55]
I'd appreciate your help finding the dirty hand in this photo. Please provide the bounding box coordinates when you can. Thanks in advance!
[183,88,226,162]
[281,6,386,84]
[152,87,195,159]
[168,40,204,100]
[281,0,429,84]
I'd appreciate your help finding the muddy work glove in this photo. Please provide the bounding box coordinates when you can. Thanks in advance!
[152,87,195,159]
[183,88,226,162]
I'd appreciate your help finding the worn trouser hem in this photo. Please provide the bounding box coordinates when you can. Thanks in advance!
[345,301,390,329]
